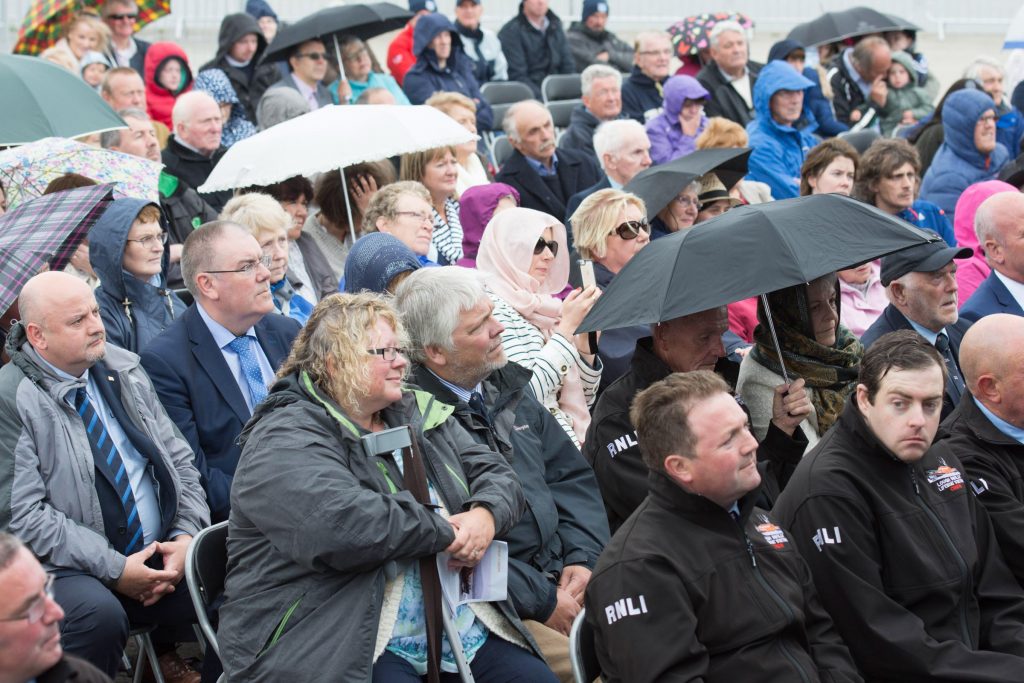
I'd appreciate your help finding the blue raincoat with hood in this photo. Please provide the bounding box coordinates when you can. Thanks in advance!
[745,60,819,200]
[402,13,494,131]
[921,89,1011,223]
[88,198,187,354]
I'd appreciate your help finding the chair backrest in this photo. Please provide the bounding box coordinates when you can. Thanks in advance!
[542,73,583,103]
[480,80,535,106]
[489,102,515,133]
[547,99,581,130]
[185,521,229,659]
[491,135,515,169]
[569,608,601,683]
[837,128,881,154]
[174,288,194,307]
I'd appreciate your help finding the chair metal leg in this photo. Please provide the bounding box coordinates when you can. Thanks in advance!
[132,632,166,683]
[193,624,207,656]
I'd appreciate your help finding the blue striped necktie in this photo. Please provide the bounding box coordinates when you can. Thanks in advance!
[75,387,143,555]
[227,335,268,409]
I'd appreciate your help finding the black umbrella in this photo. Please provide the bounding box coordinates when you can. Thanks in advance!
[624,148,751,219]
[576,194,937,379]
[882,13,922,33]
[260,2,412,65]
[787,6,904,47]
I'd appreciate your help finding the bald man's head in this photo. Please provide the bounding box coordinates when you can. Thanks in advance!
[975,192,1024,282]
[961,313,1024,426]
[19,271,106,377]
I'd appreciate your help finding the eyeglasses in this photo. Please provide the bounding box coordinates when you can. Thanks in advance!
[534,238,558,256]
[125,231,168,248]
[297,52,328,61]
[613,219,651,240]
[107,13,138,20]
[367,346,406,361]
[204,254,273,276]
[0,574,54,624]
[672,194,699,208]
[343,48,369,61]
[394,211,433,225]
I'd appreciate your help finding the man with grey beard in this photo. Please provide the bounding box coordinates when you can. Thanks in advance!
[395,266,609,682]
[0,271,208,682]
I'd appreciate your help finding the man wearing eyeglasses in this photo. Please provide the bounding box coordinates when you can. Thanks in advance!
[0,272,209,682]
[620,31,672,123]
[141,221,301,523]
[0,533,112,683]
[265,39,333,111]
[101,0,150,77]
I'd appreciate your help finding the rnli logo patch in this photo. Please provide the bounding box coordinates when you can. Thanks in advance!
[755,516,788,549]
[925,460,964,493]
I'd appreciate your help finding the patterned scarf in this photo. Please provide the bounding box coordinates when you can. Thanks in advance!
[749,281,863,434]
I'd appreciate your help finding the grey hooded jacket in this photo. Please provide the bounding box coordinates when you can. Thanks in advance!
[88,197,187,353]
[219,371,537,681]
[0,324,209,582]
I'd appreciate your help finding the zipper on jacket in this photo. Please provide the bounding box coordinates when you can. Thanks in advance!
[908,467,974,647]
[738,523,811,683]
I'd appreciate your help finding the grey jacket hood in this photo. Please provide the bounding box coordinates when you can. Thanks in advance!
[214,13,267,64]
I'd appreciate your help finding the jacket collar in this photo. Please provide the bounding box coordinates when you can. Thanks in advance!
[410,361,532,417]
[954,392,1024,448]
[628,337,670,387]
[648,469,761,524]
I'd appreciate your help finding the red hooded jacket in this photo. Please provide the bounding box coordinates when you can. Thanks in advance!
[144,41,194,129]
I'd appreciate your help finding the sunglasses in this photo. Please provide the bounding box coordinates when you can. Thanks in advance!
[614,219,651,240]
[297,52,328,61]
[534,238,558,256]
[107,13,138,20]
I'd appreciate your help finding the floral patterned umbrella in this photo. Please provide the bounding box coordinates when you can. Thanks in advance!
[14,0,170,56]
[667,11,755,59]
[0,137,162,210]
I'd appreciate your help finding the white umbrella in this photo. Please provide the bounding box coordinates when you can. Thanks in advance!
[1006,3,1024,49]
[199,104,478,241]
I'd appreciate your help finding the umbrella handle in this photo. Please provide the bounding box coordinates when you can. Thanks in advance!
[339,166,357,245]
[759,293,791,385]
[333,34,348,83]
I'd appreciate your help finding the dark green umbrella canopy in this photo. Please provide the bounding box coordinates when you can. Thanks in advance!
[624,148,751,219]
[577,194,938,333]
[0,55,126,146]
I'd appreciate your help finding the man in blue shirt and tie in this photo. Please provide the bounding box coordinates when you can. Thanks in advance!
[0,271,210,681]
[141,221,301,522]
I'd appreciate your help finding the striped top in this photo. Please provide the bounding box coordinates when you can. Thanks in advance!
[431,197,463,266]
[489,293,601,447]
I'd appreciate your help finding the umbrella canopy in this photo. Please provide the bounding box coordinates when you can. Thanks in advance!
[576,194,938,333]
[0,137,162,210]
[786,7,904,47]
[0,55,126,145]
[667,11,754,58]
[881,13,922,33]
[260,2,412,64]
[199,104,477,192]
[15,0,170,55]
[0,183,114,315]
[624,148,751,219]
[1006,4,1024,49]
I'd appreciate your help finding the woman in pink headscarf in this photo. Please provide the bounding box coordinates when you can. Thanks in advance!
[476,207,602,447]
[954,180,1018,305]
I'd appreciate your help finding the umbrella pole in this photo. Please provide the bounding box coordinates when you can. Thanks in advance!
[759,293,791,385]
[339,165,358,244]
[333,34,349,85]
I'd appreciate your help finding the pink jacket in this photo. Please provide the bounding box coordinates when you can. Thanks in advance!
[839,262,887,338]
[953,180,1017,305]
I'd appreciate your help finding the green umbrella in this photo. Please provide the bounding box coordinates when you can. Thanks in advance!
[0,54,126,146]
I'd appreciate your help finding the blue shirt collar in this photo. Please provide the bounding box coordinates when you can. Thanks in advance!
[524,152,559,177]
[35,353,86,382]
[196,302,257,349]
[907,318,944,345]
[426,368,481,404]
[974,396,1024,445]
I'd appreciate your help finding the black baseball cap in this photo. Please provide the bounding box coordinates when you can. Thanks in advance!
[879,231,973,286]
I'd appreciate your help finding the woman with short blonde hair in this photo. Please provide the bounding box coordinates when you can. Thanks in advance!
[426,92,491,195]
[400,146,464,265]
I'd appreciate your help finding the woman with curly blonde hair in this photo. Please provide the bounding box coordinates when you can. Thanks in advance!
[219,293,555,682]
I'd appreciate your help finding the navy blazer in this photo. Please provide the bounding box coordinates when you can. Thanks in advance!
[565,175,612,226]
[960,271,1024,323]
[860,304,972,419]
[140,305,300,522]
[495,148,601,223]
